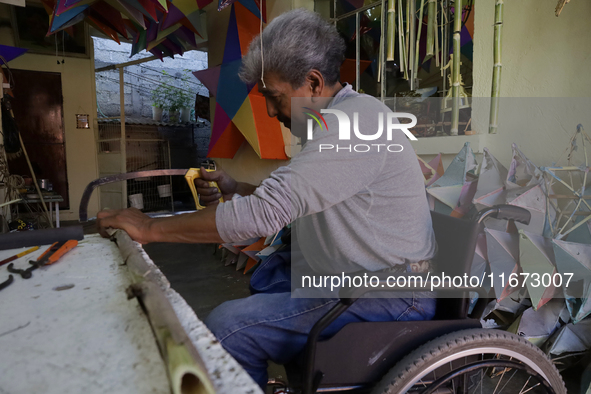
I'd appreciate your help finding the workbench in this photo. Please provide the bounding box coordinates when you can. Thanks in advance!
[0,233,262,394]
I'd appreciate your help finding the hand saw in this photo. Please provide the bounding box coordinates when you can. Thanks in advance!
[78,168,223,222]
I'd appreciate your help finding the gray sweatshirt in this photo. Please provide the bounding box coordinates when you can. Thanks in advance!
[215,84,436,274]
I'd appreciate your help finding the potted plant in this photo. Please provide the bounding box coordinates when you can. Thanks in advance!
[158,70,196,123]
[150,86,165,121]
[167,93,181,123]
[178,72,195,123]
[178,90,193,123]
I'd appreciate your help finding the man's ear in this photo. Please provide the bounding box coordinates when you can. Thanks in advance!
[306,70,325,97]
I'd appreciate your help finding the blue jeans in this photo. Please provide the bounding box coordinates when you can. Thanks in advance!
[205,291,436,388]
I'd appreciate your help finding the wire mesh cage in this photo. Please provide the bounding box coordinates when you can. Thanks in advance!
[126,138,173,212]
[97,121,173,212]
[97,121,121,153]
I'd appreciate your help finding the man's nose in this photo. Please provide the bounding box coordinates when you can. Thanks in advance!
[265,98,278,118]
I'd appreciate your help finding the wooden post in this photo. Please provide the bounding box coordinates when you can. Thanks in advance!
[119,67,127,208]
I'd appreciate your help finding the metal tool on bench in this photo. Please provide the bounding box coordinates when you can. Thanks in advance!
[7,240,78,279]
[0,275,14,291]
[0,246,39,267]
[78,168,224,222]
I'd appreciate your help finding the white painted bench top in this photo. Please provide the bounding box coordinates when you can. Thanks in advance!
[0,234,261,394]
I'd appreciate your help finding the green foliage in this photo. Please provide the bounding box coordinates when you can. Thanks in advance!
[150,70,196,112]
[151,84,166,108]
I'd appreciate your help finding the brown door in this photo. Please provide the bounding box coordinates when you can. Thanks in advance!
[7,69,69,209]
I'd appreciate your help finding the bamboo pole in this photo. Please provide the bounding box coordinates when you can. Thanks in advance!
[18,127,54,227]
[355,12,360,92]
[440,0,449,134]
[380,0,387,98]
[441,0,451,80]
[450,0,462,135]
[115,230,216,394]
[555,0,570,17]
[409,0,416,90]
[405,0,411,80]
[413,0,426,82]
[425,0,436,61]
[489,0,504,134]
[398,0,408,79]
[434,0,440,67]
[387,0,396,61]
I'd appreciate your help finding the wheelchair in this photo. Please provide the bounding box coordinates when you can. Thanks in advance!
[272,205,566,394]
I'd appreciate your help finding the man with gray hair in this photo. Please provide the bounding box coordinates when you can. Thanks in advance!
[98,8,436,389]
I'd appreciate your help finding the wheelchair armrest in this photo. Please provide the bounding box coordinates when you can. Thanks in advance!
[476,204,531,225]
[338,272,488,300]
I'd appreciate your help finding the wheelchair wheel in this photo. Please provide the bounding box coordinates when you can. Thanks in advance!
[371,328,565,394]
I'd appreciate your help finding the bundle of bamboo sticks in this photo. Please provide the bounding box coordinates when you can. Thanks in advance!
[383,0,502,136]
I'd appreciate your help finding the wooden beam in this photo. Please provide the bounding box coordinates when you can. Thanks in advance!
[95,55,161,72]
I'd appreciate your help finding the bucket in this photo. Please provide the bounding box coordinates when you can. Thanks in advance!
[179,107,191,123]
[129,193,144,209]
[152,106,163,122]
[157,184,172,198]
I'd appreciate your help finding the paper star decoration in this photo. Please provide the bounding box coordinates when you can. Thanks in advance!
[426,142,478,218]
[193,2,286,159]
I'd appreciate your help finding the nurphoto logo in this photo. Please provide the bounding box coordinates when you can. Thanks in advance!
[303,109,418,153]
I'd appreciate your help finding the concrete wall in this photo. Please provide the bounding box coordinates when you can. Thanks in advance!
[93,37,208,119]
[0,4,99,221]
[471,0,591,168]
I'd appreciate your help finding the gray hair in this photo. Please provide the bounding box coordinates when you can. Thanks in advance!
[239,8,346,88]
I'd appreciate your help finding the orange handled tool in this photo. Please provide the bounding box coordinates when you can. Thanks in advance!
[36,240,78,266]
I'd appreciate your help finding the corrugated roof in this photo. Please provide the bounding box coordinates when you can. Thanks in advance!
[97,116,209,127]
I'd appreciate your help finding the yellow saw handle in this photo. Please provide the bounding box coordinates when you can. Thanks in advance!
[185,168,224,210]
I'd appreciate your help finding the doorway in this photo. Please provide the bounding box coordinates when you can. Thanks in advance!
[7,69,69,209]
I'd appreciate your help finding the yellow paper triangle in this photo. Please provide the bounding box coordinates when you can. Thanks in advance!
[156,24,181,42]
[147,37,166,51]
[156,0,168,11]
[174,0,199,15]
[233,98,261,158]
[207,3,230,66]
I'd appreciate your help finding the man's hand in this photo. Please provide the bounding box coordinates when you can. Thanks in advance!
[195,167,238,205]
[97,208,154,244]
